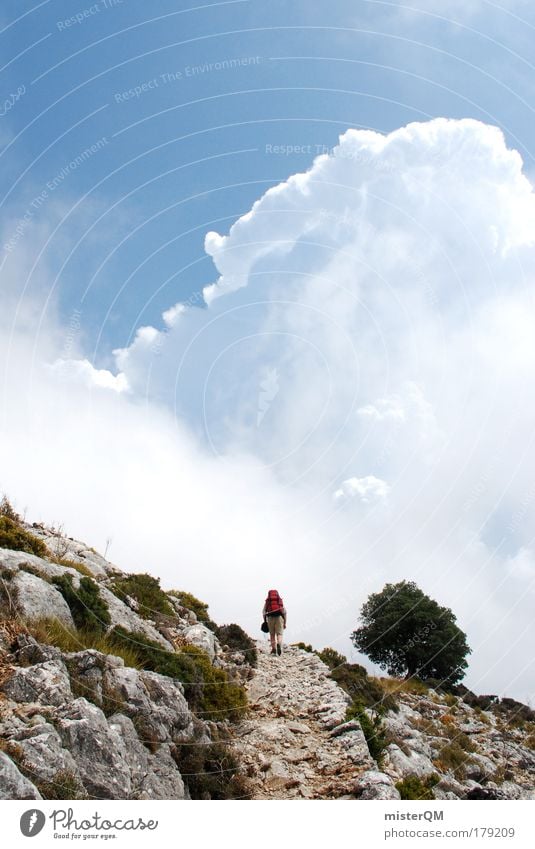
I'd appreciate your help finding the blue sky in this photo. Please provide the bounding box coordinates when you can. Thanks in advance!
[3,0,535,360]
[2,1,535,698]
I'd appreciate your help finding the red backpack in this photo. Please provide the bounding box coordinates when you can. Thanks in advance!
[265,589,284,615]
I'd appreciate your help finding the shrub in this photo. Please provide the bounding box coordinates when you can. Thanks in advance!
[347,702,388,763]
[51,574,111,634]
[295,642,313,652]
[181,645,248,722]
[172,739,250,799]
[215,624,257,667]
[111,573,174,619]
[168,591,217,630]
[317,647,347,670]
[0,516,48,558]
[396,774,439,800]
[331,663,397,713]
[0,496,21,522]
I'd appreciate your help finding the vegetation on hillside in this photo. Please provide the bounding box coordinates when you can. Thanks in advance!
[110,572,175,619]
[52,574,111,634]
[168,590,217,631]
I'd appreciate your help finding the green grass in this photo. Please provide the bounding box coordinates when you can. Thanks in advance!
[111,573,175,619]
[434,740,475,779]
[52,558,96,578]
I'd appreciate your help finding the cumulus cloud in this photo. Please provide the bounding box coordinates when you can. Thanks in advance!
[3,117,535,699]
[334,475,391,504]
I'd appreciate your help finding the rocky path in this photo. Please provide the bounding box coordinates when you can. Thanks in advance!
[231,642,377,799]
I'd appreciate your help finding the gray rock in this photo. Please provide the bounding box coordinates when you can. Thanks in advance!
[337,729,375,767]
[183,623,217,659]
[102,665,191,743]
[2,660,72,707]
[14,723,79,783]
[355,769,401,800]
[383,743,437,779]
[0,751,42,799]
[137,743,185,799]
[107,714,186,800]
[330,720,362,738]
[99,587,173,649]
[12,634,63,666]
[0,548,81,584]
[10,570,75,627]
[55,698,133,798]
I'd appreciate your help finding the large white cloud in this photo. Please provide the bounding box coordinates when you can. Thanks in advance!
[3,117,535,700]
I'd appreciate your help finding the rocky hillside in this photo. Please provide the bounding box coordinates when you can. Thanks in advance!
[234,644,535,799]
[0,508,254,800]
[0,504,534,801]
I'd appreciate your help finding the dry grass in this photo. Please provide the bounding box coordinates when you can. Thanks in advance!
[25,618,142,669]
[51,558,95,579]
[377,676,430,696]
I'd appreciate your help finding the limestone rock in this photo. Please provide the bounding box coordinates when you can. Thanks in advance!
[0,751,42,799]
[2,659,72,707]
[54,698,135,798]
[355,769,401,800]
[383,743,437,779]
[11,569,75,627]
[183,623,217,659]
[98,586,173,649]
[13,722,79,783]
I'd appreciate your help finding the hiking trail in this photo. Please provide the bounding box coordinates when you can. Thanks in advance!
[231,641,379,799]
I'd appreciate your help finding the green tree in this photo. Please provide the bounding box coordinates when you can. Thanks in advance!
[351,581,470,685]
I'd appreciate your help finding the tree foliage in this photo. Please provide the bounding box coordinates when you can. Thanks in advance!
[351,581,470,685]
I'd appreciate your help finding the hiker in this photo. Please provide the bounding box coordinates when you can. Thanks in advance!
[263,589,287,655]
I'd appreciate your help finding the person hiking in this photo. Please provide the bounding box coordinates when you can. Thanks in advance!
[262,589,287,655]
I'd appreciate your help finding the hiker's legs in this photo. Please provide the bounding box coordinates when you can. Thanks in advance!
[267,614,284,652]
[267,614,284,654]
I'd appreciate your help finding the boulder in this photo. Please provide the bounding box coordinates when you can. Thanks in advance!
[354,769,401,800]
[383,743,437,779]
[336,729,375,767]
[102,665,191,743]
[0,751,42,799]
[0,548,81,584]
[13,722,79,783]
[10,570,74,627]
[55,698,134,798]
[183,623,217,659]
